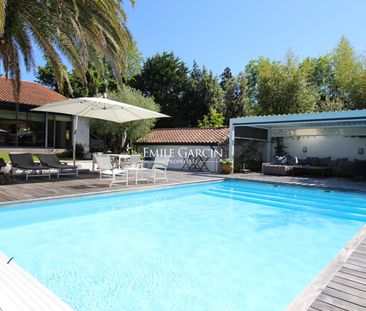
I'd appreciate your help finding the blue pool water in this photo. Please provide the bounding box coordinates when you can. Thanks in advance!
[0,180,365,311]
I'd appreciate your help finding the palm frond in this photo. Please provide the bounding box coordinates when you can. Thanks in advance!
[0,0,134,96]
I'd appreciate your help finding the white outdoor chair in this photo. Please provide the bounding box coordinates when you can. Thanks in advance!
[94,154,128,188]
[148,156,170,183]
[125,154,149,184]
[127,155,142,168]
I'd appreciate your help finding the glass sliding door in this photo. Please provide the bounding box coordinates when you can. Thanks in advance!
[47,114,72,149]
[0,107,72,149]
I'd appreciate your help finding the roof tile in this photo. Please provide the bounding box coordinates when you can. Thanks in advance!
[137,127,229,145]
[0,78,66,107]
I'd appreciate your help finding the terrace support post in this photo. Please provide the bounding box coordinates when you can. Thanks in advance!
[229,120,235,165]
[266,128,272,162]
[45,113,48,149]
[73,115,79,166]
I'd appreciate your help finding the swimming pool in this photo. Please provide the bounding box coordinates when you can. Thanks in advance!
[0,180,365,310]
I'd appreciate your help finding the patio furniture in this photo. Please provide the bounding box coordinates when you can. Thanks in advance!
[108,154,131,168]
[0,158,11,182]
[148,156,170,183]
[262,164,294,176]
[124,155,148,185]
[196,156,210,172]
[293,165,332,178]
[38,154,78,178]
[9,153,51,181]
[94,154,128,188]
[127,155,143,168]
[181,155,209,171]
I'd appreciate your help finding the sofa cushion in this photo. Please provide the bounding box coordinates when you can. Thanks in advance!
[297,158,308,165]
[307,157,320,166]
[328,160,338,167]
[274,156,287,165]
[337,158,348,166]
[319,157,331,166]
[287,155,298,165]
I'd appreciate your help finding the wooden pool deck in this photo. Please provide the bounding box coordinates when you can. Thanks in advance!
[1,171,366,310]
[0,171,223,203]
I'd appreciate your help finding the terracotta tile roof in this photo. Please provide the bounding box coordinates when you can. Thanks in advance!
[137,127,229,145]
[0,77,66,107]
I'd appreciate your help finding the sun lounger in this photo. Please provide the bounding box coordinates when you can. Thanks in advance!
[9,153,51,181]
[0,158,11,182]
[38,154,78,178]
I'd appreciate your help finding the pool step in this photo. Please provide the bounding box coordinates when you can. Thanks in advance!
[213,184,366,206]
[208,187,366,213]
[204,189,366,222]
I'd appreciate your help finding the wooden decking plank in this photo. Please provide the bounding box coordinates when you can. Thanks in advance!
[343,263,366,274]
[322,287,366,307]
[354,250,366,257]
[336,272,366,286]
[328,281,366,299]
[340,267,366,279]
[349,254,366,263]
[317,293,366,311]
[347,259,366,269]
[333,276,366,292]
[311,299,347,311]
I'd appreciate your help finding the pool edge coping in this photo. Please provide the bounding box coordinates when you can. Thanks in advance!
[0,177,225,207]
[285,223,366,311]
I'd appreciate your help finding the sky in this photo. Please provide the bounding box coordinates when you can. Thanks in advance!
[17,0,366,82]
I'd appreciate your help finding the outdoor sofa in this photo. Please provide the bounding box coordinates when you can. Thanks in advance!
[262,156,366,179]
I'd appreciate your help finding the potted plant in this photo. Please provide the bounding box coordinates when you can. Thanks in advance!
[220,158,233,174]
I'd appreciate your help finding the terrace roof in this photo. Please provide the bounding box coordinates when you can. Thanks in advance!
[230,109,366,128]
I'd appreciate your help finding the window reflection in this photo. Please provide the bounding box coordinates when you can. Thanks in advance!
[0,108,72,148]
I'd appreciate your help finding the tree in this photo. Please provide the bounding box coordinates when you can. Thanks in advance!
[254,56,317,115]
[0,0,133,95]
[219,67,233,90]
[332,36,363,107]
[131,52,189,127]
[36,61,118,97]
[125,40,143,83]
[220,69,251,121]
[198,107,224,128]
[89,85,160,152]
[184,62,225,126]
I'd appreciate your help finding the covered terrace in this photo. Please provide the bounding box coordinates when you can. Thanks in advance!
[229,109,366,171]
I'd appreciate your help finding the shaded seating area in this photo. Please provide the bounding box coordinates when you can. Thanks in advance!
[38,154,78,178]
[9,153,51,181]
[262,156,366,179]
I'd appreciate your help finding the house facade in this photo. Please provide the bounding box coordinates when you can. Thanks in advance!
[0,78,90,152]
[136,127,229,172]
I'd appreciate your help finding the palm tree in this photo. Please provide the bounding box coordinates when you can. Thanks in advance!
[0,0,134,95]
